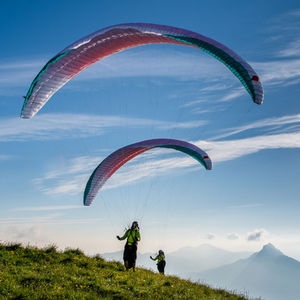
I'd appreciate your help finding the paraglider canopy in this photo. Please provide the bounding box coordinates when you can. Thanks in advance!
[21,23,263,119]
[83,138,212,206]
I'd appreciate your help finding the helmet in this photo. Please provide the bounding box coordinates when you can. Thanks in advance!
[159,250,164,255]
[132,221,139,229]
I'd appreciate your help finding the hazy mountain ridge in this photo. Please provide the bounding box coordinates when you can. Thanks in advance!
[197,243,300,300]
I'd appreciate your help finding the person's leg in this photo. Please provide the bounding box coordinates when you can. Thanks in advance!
[157,262,162,273]
[158,261,165,274]
[132,244,137,272]
[124,260,129,271]
[123,244,130,271]
[162,261,166,274]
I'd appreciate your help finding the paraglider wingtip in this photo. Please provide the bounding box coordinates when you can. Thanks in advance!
[254,99,263,105]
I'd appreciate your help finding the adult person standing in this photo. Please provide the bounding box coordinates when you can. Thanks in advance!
[117,221,141,272]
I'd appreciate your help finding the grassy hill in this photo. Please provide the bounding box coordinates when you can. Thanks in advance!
[0,243,248,299]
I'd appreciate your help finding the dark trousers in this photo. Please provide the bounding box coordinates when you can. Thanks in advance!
[157,260,166,274]
[123,243,137,269]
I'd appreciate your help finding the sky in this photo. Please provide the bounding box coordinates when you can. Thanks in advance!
[1,0,300,259]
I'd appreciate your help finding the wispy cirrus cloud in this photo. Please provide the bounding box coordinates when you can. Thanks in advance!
[212,114,300,140]
[34,115,300,196]
[217,88,246,102]
[34,154,199,196]
[0,214,99,225]
[13,205,82,212]
[181,87,245,109]
[0,213,62,225]
[267,9,300,58]
[0,154,12,161]
[277,39,300,57]
[229,203,263,209]
[0,113,207,142]
[253,59,300,86]
[197,131,300,163]
[36,156,103,181]
[183,56,300,110]
[0,59,45,86]
[32,155,103,195]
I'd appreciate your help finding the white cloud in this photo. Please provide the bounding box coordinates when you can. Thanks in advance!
[277,39,300,57]
[0,215,99,225]
[267,9,300,58]
[0,213,62,225]
[36,156,103,181]
[0,59,45,86]
[227,233,240,240]
[34,155,200,196]
[191,107,223,115]
[180,99,210,108]
[0,154,12,161]
[218,88,246,102]
[253,59,300,87]
[0,113,207,142]
[247,228,267,242]
[14,205,83,212]
[206,233,216,240]
[198,131,300,163]
[229,203,263,209]
[2,225,44,242]
[212,114,300,140]
[34,123,300,196]
[160,120,207,129]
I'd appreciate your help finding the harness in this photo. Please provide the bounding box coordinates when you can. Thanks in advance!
[126,229,138,246]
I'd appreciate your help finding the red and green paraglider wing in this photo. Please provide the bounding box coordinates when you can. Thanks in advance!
[21,23,263,118]
[83,138,212,206]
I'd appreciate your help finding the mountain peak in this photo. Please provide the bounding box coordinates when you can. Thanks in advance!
[258,243,283,257]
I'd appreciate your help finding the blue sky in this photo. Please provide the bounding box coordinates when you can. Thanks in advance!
[1,0,300,258]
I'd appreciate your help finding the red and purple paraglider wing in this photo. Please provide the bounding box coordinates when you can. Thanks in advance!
[21,23,263,118]
[83,138,212,206]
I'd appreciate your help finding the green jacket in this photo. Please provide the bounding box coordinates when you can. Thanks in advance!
[151,254,165,263]
[119,228,141,246]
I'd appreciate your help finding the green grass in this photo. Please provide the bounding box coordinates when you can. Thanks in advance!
[0,242,248,299]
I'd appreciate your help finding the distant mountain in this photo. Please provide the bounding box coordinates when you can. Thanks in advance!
[101,244,251,277]
[165,244,250,276]
[196,243,300,300]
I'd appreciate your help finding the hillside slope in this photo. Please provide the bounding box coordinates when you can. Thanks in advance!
[0,243,248,300]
